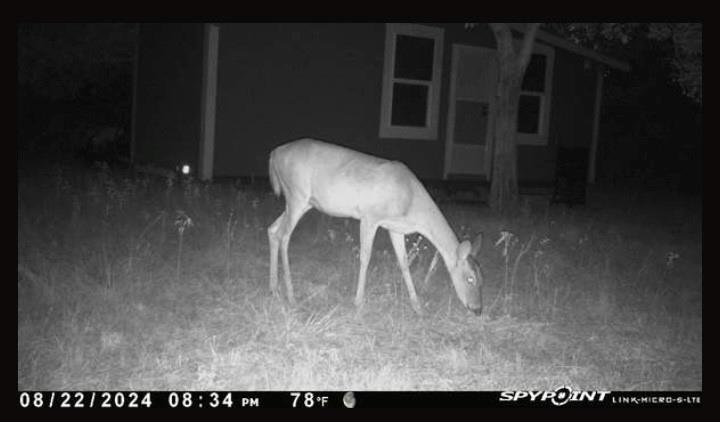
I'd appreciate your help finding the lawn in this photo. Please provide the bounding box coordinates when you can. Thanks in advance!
[17,162,702,391]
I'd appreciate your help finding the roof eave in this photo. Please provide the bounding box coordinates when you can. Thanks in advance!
[508,23,631,72]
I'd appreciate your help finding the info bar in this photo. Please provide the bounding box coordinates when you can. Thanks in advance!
[18,391,702,409]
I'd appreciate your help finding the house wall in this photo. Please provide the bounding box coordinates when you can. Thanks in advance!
[213,23,384,177]
[133,23,600,183]
[550,48,598,150]
[517,46,598,183]
[213,23,503,179]
[133,23,205,170]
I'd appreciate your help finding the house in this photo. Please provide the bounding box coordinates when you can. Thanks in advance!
[131,23,629,187]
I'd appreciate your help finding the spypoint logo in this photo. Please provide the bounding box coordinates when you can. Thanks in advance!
[499,386,610,406]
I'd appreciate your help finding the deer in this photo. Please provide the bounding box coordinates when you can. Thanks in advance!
[267,138,483,315]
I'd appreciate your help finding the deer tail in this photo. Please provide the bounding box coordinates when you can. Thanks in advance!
[269,149,282,197]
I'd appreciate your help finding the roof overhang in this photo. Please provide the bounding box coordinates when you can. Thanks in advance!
[508,23,631,72]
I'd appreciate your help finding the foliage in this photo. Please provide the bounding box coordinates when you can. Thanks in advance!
[549,23,702,103]
[17,23,137,101]
[17,23,137,158]
[542,23,702,190]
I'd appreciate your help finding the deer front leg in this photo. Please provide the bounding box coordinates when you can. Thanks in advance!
[422,250,440,288]
[389,231,423,315]
[354,219,378,309]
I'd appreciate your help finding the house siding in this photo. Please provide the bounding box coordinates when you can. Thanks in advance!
[213,23,502,179]
[133,23,205,170]
[133,23,602,184]
[213,23,386,177]
[550,48,598,150]
[516,46,598,183]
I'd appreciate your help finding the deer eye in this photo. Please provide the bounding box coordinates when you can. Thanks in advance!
[466,276,475,285]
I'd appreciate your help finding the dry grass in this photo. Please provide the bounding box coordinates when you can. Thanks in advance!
[17,163,702,391]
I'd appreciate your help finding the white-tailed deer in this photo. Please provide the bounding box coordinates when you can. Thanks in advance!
[268,138,483,315]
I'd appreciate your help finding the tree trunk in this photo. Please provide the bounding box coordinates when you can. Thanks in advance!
[490,67,522,213]
[488,23,540,214]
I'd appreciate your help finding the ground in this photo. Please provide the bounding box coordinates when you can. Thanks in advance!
[18,162,701,392]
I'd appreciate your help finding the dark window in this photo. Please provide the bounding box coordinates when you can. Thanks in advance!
[454,100,488,145]
[521,54,547,92]
[394,35,434,81]
[391,83,429,127]
[518,95,541,134]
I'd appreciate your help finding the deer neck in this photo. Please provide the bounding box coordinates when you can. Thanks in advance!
[418,204,460,271]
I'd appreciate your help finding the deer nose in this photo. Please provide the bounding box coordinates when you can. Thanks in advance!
[469,305,483,316]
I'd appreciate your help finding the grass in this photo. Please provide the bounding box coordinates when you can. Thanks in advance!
[17,162,702,391]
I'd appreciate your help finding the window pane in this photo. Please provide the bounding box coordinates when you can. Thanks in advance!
[391,83,428,127]
[521,54,547,92]
[454,100,488,145]
[394,35,434,81]
[518,94,541,134]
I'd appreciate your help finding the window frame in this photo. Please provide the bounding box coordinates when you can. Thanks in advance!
[379,23,444,140]
[516,41,555,146]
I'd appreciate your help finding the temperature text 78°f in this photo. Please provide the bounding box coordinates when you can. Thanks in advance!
[290,392,329,408]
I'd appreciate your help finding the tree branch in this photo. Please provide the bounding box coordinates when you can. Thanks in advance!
[517,23,541,69]
[489,23,514,54]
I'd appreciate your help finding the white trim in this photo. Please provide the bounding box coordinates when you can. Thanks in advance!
[508,23,630,72]
[199,23,219,182]
[379,23,444,140]
[516,41,554,146]
[588,66,604,184]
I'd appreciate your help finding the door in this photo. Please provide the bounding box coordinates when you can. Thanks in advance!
[443,44,497,179]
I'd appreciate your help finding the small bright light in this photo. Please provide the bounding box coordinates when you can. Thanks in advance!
[181,164,191,175]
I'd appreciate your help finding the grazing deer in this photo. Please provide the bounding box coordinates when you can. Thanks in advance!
[268,138,483,315]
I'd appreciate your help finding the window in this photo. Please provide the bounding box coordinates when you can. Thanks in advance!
[516,44,554,145]
[380,24,444,140]
[518,94,541,133]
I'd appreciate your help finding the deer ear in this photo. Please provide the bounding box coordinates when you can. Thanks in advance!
[457,240,472,261]
[471,233,483,257]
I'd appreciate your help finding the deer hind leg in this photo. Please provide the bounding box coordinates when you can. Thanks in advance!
[389,231,423,315]
[354,219,379,309]
[268,212,285,297]
[277,201,310,304]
